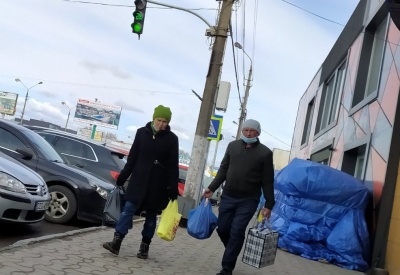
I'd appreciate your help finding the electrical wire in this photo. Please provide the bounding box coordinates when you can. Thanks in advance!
[251,0,258,65]
[280,0,345,27]
[261,129,291,147]
[60,0,217,11]
[0,74,195,96]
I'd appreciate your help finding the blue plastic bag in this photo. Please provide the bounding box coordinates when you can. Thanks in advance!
[187,198,218,239]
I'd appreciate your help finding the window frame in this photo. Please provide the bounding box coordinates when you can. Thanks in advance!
[300,97,315,148]
[315,59,347,138]
[341,134,371,181]
[54,136,98,162]
[310,138,334,165]
[0,128,30,153]
[349,14,389,115]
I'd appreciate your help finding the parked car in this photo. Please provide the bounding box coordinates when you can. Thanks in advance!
[178,163,189,196]
[0,151,51,224]
[178,163,221,205]
[0,120,114,224]
[27,126,127,184]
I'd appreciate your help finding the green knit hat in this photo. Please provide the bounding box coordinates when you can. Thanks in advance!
[153,105,172,122]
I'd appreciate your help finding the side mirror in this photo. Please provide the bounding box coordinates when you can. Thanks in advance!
[16,147,33,160]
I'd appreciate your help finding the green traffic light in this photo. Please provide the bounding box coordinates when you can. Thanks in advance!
[131,22,142,33]
[133,11,144,21]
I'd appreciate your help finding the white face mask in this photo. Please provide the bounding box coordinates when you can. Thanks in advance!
[240,134,257,144]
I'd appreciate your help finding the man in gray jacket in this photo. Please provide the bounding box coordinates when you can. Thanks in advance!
[204,119,275,275]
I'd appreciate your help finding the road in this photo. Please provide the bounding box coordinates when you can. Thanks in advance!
[0,219,94,248]
[0,215,144,249]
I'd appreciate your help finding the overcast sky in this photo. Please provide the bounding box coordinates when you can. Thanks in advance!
[0,0,359,166]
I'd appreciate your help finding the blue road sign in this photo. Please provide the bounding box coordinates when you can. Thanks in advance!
[208,115,223,140]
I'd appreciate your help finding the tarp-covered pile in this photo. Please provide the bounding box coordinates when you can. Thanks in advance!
[270,158,370,271]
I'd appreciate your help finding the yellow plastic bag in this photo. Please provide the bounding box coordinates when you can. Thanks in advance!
[157,200,182,241]
[257,209,263,223]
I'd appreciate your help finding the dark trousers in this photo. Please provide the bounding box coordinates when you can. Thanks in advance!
[217,193,259,271]
[115,200,157,244]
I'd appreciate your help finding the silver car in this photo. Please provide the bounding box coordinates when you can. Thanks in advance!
[0,151,50,223]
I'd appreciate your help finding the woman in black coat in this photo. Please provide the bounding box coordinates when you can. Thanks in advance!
[103,105,179,258]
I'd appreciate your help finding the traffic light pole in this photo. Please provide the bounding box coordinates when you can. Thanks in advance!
[183,0,234,204]
[147,0,212,28]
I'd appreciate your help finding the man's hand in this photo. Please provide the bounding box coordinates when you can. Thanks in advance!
[168,189,179,201]
[203,188,214,199]
[261,207,272,219]
[116,180,125,187]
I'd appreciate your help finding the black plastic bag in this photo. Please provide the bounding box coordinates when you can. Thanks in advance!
[103,186,125,227]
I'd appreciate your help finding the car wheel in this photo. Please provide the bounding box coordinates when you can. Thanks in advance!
[46,185,77,224]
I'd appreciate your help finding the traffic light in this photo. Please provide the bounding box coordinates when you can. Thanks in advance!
[131,0,147,38]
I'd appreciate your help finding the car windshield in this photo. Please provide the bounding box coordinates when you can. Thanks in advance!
[22,129,65,162]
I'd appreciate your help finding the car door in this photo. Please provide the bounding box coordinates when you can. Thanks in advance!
[0,127,39,171]
[52,136,90,168]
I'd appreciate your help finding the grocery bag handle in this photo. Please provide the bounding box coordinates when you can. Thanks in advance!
[199,197,210,206]
[253,208,271,229]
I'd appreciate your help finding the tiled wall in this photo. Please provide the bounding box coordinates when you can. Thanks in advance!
[385,161,400,274]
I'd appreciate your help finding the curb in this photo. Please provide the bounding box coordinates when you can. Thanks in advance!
[0,217,145,253]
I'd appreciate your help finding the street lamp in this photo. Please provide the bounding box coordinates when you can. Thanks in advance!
[61,102,75,131]
[15,78,43,125]
[234,42,253,139]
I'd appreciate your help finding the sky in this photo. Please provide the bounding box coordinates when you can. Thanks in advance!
[0,0,360,167]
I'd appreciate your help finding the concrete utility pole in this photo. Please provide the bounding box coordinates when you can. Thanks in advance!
[183,0,235,204]
[235,65,253,139]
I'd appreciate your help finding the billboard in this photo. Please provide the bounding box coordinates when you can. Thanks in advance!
[0,92,18,115]
[77,127,103,141]
[74,99,122,129]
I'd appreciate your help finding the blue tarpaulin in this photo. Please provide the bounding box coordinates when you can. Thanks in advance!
[269,158,370,271]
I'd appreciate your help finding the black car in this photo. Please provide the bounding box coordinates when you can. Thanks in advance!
[27,126,127,185]
[0,120,114,224]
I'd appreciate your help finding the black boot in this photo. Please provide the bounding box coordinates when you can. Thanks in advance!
[216,269,232,275]
[103,232,123,255]
[136,242,150,259]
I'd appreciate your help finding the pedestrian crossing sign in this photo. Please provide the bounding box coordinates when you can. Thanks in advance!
[208,115,223,140]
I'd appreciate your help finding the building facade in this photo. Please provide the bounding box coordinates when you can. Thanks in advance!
[289,1,400,272]
[273,148,290,170]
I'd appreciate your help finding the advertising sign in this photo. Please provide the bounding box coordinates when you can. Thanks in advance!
[74,99,122,129]
[0,92,18,115]
[77,127,103,141]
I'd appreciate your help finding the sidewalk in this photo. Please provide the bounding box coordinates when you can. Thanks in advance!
[0,219,363,275]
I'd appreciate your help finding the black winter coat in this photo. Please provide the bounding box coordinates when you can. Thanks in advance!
[116,122,179,212]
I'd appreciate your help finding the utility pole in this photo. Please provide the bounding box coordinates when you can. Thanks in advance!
[210,134,223,176]
[235,65,253,139]
[183,0,235,205]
